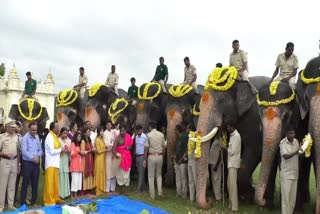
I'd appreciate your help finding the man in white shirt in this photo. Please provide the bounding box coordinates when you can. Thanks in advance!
[183,57,199,94]
[134,124,147,193]
[106,65,119,96]
[73,67,88,98]
[43,122,65,206]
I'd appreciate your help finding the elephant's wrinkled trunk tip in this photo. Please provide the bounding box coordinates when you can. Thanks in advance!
[255,183,267,207]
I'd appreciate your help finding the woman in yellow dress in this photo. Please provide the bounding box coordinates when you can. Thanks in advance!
[94,126,107,195]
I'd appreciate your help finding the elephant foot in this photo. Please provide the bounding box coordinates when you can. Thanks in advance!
[197,198,213,210]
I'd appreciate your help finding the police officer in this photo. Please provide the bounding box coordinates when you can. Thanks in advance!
[0,120,20,212]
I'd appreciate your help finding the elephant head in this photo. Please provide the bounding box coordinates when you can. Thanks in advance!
[9,98,49,135]
[135,82,167,132]
[255,81,296,207]
[56,89,86,129]
[165,84,203,186]
[85,84,128,130]
[192,66,270,209]
[296,56,320,212]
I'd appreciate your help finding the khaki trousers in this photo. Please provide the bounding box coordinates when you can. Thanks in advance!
[148,155,163,199]
[281,175,297,214]
[79,87,86,98]
[227,167,238,211]
[275,76,296,90]
[210,163,222,200]
[188,164,197,201]
[0,159,18,211]
[175,163,188,199]
[156,80,167,93]
[183,82,199,94]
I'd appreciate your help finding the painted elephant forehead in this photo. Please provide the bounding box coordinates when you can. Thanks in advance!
[56,89,78,107]
[89,83,108,97]
[168,84,193,97]
[18,98,43,121]
[138,82,161,100]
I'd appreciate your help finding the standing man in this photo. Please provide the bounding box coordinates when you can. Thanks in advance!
[183,57,199,94]
[106,65,119,96]
[128,77,138,105]
[73,67,88,98]
[279,126,299,214]
[229,40,257,94]
[174,122,188,199]
[0,120,20,212]
[21,71,37,99]
[134,125,147,193]
[152,57,168,93]
[271,42,299,89]
[208,135,222,201]
[143,122,166,199]
[221,123,241,212]
[43,122,64,206]
[21,121,42,207]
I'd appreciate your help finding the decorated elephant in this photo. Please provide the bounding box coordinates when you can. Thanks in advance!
[9,98,49,135]
[165,83,203,186]
[85,83,127,130]
[56,89,86,129]
[190,66,270,209]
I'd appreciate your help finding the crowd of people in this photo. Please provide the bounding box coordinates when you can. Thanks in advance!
[0,39,302,213]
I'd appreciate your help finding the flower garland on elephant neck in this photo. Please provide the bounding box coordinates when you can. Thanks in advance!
[192,104,200,116]
[138,82,161,100]
[222,131,228,147]
[205,66,238,91]
[303,134,313,158]
[18,98,43,121]
[256,90,295,107]
[89,83,106,97]
[168,84,193,97]
[300,70,320,84]
[56,89,78,107]
[269,81,281,96]
[188,131,202,158]
[108,98,128,124]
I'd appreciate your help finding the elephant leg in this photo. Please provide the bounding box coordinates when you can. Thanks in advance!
[264,151,279,210]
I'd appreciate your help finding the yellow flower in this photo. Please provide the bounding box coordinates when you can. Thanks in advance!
[108,98,129,124]
[56,89,78,107]
[188,131,196,155]
[18,98,43,121]
[138,82,161,100]
[205,66,238,91]
[168,84,193,97]
[192,103,200,116]
[300,69,320,84]
[89,83,106,97]
[269,81,280,96]
[222,131,228,147]
[256,90,295,107]
[303,134,313,158]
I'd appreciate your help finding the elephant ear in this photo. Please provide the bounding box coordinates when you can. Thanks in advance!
[235,81,256,116]
[8,105,19,120]
[41,107,50,122]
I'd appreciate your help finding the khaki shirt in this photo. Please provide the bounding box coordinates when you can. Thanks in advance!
[79,74,88,89]
[275,53,299,77]
[184,65,197,83]
[0,132,19,156]
[227,130,241,168]
[229,49,248,71]
[208,138,220,165]
[280,137,299,180]
[145,129,165,153]
[106,72,119,87]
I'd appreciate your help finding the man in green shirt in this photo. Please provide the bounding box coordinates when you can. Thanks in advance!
[151,57,168,93]
[128,77,138,105]
[21,72,37,99]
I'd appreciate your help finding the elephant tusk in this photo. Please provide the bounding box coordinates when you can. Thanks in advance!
[188,127,218,143]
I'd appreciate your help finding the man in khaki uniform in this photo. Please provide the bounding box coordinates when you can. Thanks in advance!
[208,136,222,201]
[73,67,88,98]
[143,123,166,199]
[0,120,20,212]
[271,42,299,89]
[221,123,241,212]
[229,40,257,94]
[279,126,299,214]
[106,65,119,96]
[183,57,199,94]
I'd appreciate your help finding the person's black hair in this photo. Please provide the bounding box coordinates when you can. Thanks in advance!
[106,119,113,125]
[286,124,295,132]
[79,67,84,71]
[227,122,236,129]
[159,56,164,61]
[130,77,136,82]
[97,126,104,136]
[59,127,68,136]
[184,56,190,62]
[149,122,157,130]
[16,120,22,128]
[232,40,239,45]
[111,65,116,68]
[286,42,294,49]
[82,127,92,144]
[119,124,126,131]
[72,132,82,147]
[70,122,77,131]
[49,121,57,130]
[136,124,143,130]
[28,121,37,128]
[26,71,31,76]
[216,63,223,68]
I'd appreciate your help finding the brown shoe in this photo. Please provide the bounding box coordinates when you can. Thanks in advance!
[56,200,64,205]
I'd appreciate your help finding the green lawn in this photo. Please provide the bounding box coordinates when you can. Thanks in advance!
[19,165,316,214]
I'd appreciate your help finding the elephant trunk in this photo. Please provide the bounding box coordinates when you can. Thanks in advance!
[85,106,101,130]
[255,114,282,207]
[165,108,183,186]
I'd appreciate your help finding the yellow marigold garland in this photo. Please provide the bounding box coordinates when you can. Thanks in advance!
[222,131,228,147]
[188,131,202,158]
[205,66,238,91]
[108,98,129,124]
[192,104,200,116]
[168,84,193,97]
[56,89,78,107]
[300,70,320,84]
[302,134,313,158]
[269,81,281,96]
[188,131,196,155]
[89,83,106,97]
[138,82,161,100]
[18,98,43,121]
[256,90,295,107]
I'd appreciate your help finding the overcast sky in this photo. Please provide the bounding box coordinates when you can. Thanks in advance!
[1,0,319,92]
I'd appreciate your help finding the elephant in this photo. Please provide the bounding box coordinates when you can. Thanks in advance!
[55,88,87,130]
[190,66,271,209]
[9,98,49,135]
[295,56,320,213]
[85,83,127,130]
[165,84,204,186]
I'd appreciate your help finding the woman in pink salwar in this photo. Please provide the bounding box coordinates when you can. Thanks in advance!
[112,125,133,194]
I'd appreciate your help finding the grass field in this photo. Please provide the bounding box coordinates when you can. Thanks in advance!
[18,164,316,214]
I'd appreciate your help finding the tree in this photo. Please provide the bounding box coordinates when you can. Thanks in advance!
[0,63,5,77]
